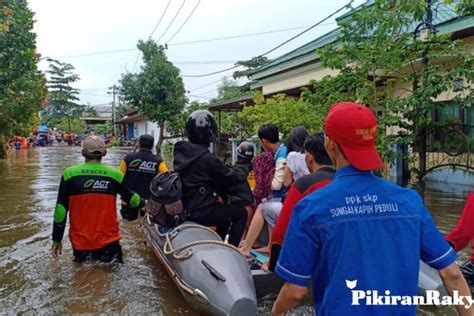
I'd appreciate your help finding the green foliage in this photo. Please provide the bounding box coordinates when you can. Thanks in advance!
[41,58,83,131]
[120,40,186,147]
[445,0,474,15]
[209,78,250,103]
[83,105,98,117]
[107,138,121,148]
[115,101,134,120]
[205,78,253,137]
[92,122,113,136]
[233,56,269,80]
[54,117,84,133]
[314,0,473,177]
[240,93,327,138]
[166,101,207,137]
[0,0,47,156]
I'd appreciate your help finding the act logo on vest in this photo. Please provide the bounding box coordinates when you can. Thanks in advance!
[346,279,473,309]
[83,179,110,190]
[128,159,157,172]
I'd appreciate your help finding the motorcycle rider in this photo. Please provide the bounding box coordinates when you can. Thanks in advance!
[173,110,248,247]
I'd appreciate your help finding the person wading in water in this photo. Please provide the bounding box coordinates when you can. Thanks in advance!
[119,134,169,221]
[52,135,143,263]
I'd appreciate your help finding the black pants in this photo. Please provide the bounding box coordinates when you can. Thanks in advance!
[190,204,247,247]
[73,241,123,263]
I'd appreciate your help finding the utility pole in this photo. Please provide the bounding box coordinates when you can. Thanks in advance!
[419,0,433,180]
[413,0,434,181]
[108,85,118,136]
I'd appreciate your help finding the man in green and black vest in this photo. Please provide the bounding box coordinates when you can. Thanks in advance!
[52,135,143,263]
[119,134,169,220]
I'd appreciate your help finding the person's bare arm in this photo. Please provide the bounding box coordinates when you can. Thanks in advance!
[283,165,293,188]
[439,263,473,316]
[272,282,308,315]
[271,159,286,191]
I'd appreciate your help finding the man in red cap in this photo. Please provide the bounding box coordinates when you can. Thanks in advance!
[272,102,472,316]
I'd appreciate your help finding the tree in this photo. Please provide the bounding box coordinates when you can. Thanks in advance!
[0,0,47,157]
[209,77,250,104]
[312,0,473,180]
[240,92,325,139]
[166,101,208,138]
[120,40,186,152]
[55,117,84,133]
[204,78,253,138]
[83,105,98,117]
[233,56,269,80]
[41,58,82,132]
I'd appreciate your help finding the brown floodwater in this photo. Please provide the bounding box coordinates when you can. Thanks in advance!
[0,147,470,315]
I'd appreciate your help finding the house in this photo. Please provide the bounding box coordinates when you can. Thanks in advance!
[114,109,160,148]
[80,105,113,126]
[208,0,473,186]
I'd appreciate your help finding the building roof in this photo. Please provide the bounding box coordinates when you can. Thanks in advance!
[207,85,308,112]
[115,109,143,124]
[93,105,113,118]
[251,0,469,80]
[251,27,341,79]
[208,95,254,111]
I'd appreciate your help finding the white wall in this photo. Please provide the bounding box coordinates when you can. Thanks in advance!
[134,120,160,148]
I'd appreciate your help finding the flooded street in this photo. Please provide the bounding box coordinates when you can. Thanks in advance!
[0,147,471,315]
[0,147,195,315]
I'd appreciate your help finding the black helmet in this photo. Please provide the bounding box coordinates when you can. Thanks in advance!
[237,141,254,160]
[185,110,218,144]
[139,134,154,149]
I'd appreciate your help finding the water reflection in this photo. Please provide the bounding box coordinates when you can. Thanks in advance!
[0,147,196,315]
[0,147,470,315]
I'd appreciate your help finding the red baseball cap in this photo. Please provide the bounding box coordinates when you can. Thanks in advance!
[324,102,383,171]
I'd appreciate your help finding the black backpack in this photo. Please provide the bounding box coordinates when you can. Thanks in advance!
[146,171,188,227]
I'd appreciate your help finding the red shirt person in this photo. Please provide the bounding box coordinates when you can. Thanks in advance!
[446,191,474,281]
[272,133,334,244]
[267,133,334,270]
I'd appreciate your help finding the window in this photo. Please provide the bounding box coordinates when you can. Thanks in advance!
[431,102,473,152]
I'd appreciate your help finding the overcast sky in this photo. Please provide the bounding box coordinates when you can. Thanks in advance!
[29,0,364,107]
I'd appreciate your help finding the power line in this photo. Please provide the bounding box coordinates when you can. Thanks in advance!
[58,48,136,58]
[180,1,353,78]
[187,94,212,100]
[54,25,335,59]
[80,92,111,98]
[149,0,171,38]
[80,87,110,91]
[181,65,240,78]
[169,25,322,46]
[132,0,172,72]
[165,0,201,44]
[192,87,219,96]
[174,60,236,64]
[88,102,112,107]
[156,0,187,44]
[259,2,351,57]
[189,78,225,92]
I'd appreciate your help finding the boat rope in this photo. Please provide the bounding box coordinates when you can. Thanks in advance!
[144,213,242,260]
[163,234,240,260]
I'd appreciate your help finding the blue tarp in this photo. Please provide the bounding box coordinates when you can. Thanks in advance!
[38,125,48,133]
